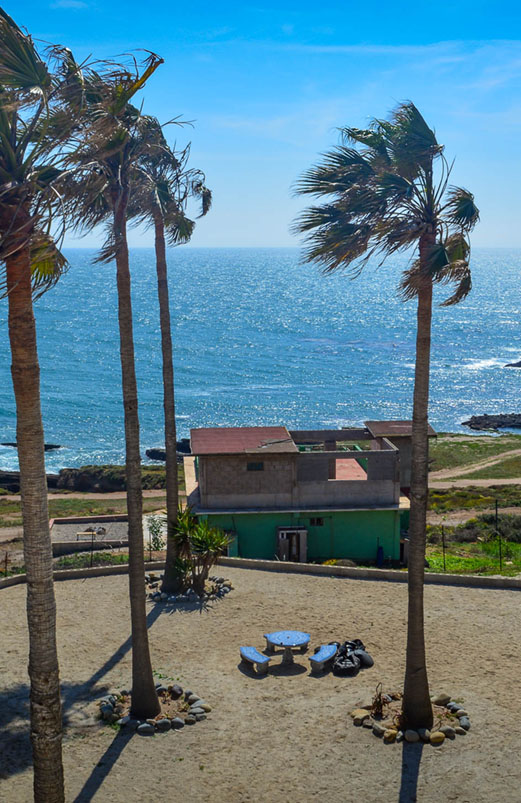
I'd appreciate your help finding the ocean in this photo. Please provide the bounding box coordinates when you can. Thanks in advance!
[0,247,519,473]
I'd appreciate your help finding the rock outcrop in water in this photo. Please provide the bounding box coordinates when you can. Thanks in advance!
[462,414,521,430]
[146,439,191,463]
[505,359,521,368]
[1,442,61,451]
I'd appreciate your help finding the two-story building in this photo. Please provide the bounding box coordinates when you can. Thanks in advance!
[184,421,435,565]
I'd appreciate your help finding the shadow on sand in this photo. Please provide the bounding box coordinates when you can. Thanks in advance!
[398,742,424,802]
[0,598,166,784]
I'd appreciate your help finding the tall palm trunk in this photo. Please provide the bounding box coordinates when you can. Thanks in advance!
[153,210,181,593]
[6,221,65,802]
[402,232,434,730]
[113,189,160,719]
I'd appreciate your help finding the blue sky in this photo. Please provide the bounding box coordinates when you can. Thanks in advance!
[15,0,521,247]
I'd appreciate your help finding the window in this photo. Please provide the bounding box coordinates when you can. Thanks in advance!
[247,461,264,472]
[310,517,323,526]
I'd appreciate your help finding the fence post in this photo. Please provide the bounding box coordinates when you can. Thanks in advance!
[441,525,446,572]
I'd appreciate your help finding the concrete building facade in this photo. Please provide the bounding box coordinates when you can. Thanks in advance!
[185,422,434,565]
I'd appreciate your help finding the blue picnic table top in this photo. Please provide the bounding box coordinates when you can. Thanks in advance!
[265,630,310,647]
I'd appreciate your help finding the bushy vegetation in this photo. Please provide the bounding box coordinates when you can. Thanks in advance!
[427,513,521,544]
[54,552,130,570]
[428,485,521,512]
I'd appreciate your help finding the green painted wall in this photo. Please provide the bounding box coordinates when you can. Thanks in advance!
[200,508,400,563]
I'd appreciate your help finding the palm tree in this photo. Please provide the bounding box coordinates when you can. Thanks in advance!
[293,102,478,730]
[62,60,163,719]
[131,127,211,593]
[0,10,85,801]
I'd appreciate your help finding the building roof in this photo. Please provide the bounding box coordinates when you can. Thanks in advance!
[365,420,437,438]
[190,426,298,455]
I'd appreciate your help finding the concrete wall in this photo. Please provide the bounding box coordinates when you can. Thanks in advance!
[199,446,400,511]
[289,428,371,443]
[200,453,296,509]
[294,449,399,507]
[201,508,401,563]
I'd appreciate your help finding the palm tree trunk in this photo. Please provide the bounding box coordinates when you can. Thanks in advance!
[113,191,160,719]
[6,238,65,803]
[402,233,434,730]
[153,210,181,594]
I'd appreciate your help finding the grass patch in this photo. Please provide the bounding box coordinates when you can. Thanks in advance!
[428,485,521,512]
[457,455,521,480]
[0,495,167,528]
[429,434,521,473]
[426,540,521,576]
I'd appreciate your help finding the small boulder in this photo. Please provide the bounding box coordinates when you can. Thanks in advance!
[187,693,200,705]
[137,723,155,736]
[372,722,386,737]
[455,726,467,735]
[432,693,451,707]
[352,709,370,726]
[396,731,404,743]
[189,707,205,716]
[430,731,445,745]
[195,713,207,721]
[155,718,171,732]
[100,704,114,721]
[171,717,185,729]
[170,684,183,699]
[455,709,469,718]
[405,730,420,743]
[418,728,431,742]
[362,718,374,729]
[200,703,212,713]
[383,729,397,743]
[458,716,471,731]
[440,726,456,739]
[447,702,463,713]
[184,715,196,725]
[117,716,131,727]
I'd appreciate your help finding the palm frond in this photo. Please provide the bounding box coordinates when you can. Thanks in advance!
[21,231,69,300]
[443,186,479,229]
[0,9,51,93]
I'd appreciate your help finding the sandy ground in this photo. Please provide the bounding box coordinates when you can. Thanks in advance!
[2,567,521,802]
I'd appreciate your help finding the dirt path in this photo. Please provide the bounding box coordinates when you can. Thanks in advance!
[429,477,521,489]
[429,448,521,480]
[1,489,172,502]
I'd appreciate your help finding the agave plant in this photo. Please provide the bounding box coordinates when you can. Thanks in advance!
[170,508,231,595]
[294,102,479,730]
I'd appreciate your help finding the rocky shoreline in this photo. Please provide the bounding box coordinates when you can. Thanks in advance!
[462,414,521,431]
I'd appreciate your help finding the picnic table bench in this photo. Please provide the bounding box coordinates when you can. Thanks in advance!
[240,646,271,674]
[309,643,338,673]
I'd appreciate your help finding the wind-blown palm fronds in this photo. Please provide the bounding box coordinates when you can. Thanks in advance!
[59,56,164,721]
[294,102,478,733]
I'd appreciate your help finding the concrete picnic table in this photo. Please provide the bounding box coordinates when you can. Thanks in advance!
[264,630,310,665]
